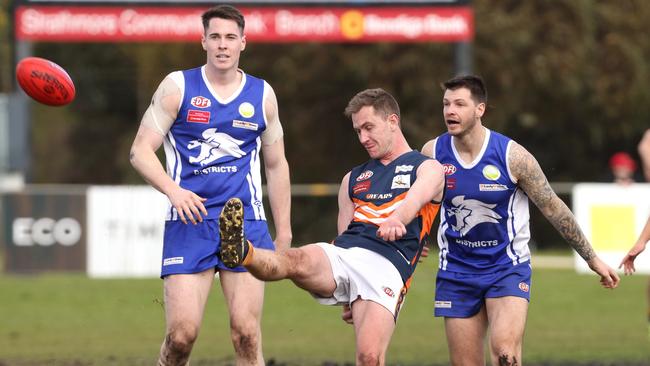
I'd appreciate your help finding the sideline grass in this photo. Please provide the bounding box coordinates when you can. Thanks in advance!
[0,258,648,365]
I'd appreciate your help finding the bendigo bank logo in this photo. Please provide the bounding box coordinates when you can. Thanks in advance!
[190,96,211,108]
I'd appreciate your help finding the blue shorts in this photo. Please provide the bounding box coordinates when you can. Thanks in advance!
[434,263,532,318]
[161,219,274,277]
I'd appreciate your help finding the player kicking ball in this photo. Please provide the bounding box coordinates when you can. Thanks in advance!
[219,88,445,366]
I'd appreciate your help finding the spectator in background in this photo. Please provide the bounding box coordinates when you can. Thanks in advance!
[608,152,637,185]
[619,129,650,339]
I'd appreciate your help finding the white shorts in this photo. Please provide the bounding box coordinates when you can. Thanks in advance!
[313,243,407,319]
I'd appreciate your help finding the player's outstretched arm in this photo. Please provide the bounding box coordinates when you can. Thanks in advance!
[262,84,292,250]
[376,159,445,242]
[619,215,650,275]
[129,76,207,225]
[508,142,620,289]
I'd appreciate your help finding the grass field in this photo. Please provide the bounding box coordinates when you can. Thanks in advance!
[0,257,648,366]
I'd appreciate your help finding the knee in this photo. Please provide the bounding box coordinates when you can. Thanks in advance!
[165,326,198,356]
[492,343,519,366]
[496,352,519,366]
[357,350,383,366]
[230,320,260,358]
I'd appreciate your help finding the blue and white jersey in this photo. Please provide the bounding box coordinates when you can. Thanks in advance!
[163,66,268,221]
[432,128,531,273]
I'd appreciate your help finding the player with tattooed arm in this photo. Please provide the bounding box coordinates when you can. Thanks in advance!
[421,75,619,366]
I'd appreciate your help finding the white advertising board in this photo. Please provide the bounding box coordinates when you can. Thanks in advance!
[573,183,650,274]
[87,186,168,278]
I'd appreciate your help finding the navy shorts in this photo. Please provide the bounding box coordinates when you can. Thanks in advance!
[434,263,532,318]
[160,219,274,277]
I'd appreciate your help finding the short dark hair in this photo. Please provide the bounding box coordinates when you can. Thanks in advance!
[344,88,400,120]
[442,75,487,104]
[202,5,245,34]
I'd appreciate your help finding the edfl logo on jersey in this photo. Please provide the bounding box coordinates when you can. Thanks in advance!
[190,96,211,108]
[442,163,456,175]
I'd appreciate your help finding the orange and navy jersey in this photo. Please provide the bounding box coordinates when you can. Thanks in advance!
[334,150,441,284]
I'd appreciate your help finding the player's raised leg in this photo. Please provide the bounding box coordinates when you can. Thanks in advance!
[485,297,528,366]
[219,197,336,296]
[444,308,488,366]
[158,270,214,366]
[351,299,396,366]
[220,271,265,366]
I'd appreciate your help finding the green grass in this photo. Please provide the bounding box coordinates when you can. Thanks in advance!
[0,259,648,365]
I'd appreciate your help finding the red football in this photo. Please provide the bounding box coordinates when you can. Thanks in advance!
[16,57,75,106]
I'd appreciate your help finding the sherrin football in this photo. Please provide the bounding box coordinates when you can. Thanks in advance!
[16,57,76,106]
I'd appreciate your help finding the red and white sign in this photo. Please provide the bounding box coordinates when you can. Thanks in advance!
[187,110,210,123]
[16,6,473,43]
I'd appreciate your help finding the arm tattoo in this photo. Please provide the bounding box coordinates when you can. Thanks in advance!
[509,144,596,261]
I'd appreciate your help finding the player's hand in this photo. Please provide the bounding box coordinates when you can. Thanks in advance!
[618,241,647,275]
[341,304,353,325]
[376,215,407,242]
[587,256,620,289]
[167,187,207,225]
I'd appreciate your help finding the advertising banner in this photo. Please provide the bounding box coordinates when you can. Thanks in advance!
[2,191,86,273]
[87,186,168,278]
[573,183,650,274]
[16,6,473,43]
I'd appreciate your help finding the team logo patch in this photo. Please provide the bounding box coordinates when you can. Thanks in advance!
[232,119,258,131]
[443,163,457,175]
[190,96,211,108]
[238,102,255,118]
[479,184,508,191]
[482,165,501,180]
[163,257,184,266]
[519,282,530,293]
[352,181,371,194]
[448,195,502,236]
[187,128,245,166]
[391,174,411,189]
[356,170,374,181]
[187,110,210,123]
[382,286,395,298]
[395,165,413,173]
[435,300,452,308]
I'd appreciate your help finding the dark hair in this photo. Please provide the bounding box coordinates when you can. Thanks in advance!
[201,5,245,34]
[442,75,487,104]
[344,88,400,120]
